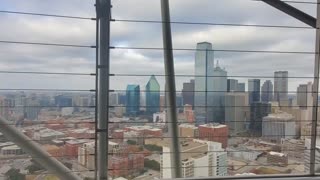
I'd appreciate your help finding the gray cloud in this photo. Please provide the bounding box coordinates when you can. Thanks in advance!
[0,0,317,92]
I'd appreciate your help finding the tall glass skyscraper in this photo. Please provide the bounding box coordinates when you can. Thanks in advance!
[182,79,195,108]
[274,71,288,102]
[237,83,245,92]
[227,79,238,92]
[194,42,214,125]
[261,80,273,102]
[126,85,140,116]
[145,75,160,114]
[209,63,227,123]
[248,79,261,104]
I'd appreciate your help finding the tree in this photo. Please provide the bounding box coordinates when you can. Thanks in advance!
[5,168,25,180]
[144,144,162,152]
[144,159,160,171]
[26,164,43,174]
[84,178,95,180]
[127,140,137,145]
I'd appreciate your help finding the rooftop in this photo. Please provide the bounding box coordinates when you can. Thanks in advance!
[264,112,295,121]
[2,145,21,150]
[157,139,209,160]
[66,139,91,145]
[199,123,227,129]
[42,144,60,151]
[0,142,14,148]
[269,151,286,157]
[179,124,198,129]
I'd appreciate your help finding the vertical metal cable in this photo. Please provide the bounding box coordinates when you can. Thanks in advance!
[97,0,111,179]
[205,49,208,124]
[310,0,320,175]
[160,0,182,178]
[94,0,99,179]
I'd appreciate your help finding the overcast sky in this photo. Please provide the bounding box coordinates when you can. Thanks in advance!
[0,0,317,93]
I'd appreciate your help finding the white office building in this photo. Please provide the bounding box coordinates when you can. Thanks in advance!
[262,112,297,143]
[161,139,227,179]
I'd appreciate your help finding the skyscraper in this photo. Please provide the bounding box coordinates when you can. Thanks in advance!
[297,82,313,108]
[225,92,249,135]
[126,85,140,116]
[261,80,273,102]
[227,79,238,92]
[182,79,195,108]
[194,42,214,124]
[237,83,245,92]
[248,79,261,104]
[145,75,160,114]
[250,102,271,136]
[109,92,119,106]
[274,71,288,102]
[209,63,227,123]
[54,95,72,107]
[118,93,126,105]
[25,97,40,120]
[0,97,14,120]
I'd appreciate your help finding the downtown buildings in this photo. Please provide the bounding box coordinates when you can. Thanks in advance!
[274,71,288,103]
[160,139,227,178]
[194,42,228,124]
[248,79,260,104]
[297,82,313,108]
[250,102,271,135]
[211,63,227,123]
[126,85,140,116]
[194,42,214,124]
[182,79,195,108]
[262,112,298,143]
[225,92,249,134]
[227,79,245,92]
[145,75,160,114]
[261,80,273,102]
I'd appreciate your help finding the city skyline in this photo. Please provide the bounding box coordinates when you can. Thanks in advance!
[0,0,319,179]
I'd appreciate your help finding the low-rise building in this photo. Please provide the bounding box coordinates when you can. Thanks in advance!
[42,144,62,158]
[304,138,320,172]
[115,105,125,117]
[67,128,95,139]
[33,128,65,143]
[228,146,262,161]
[0,142,15,150]
[123,131,143,145]
[301,122,320,140]
[125,126,163,137]
[198,123,228,148]
[65,139,91,158]
[153,111,166,124]
[112,129,125,143]
[267,151,288,166]
[184,104,195,123]
[78,141,95,170]
[179,124,199,138]
[160,139,227,179]
[109,154,144,178]
[281,138,304,161]
[1,145,25,156]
